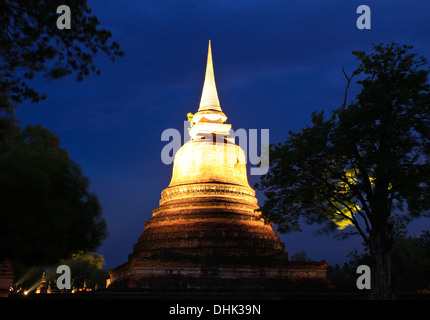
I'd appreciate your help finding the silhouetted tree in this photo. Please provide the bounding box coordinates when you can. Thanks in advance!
[0,0,123,122]
[0,124,107,269]
[256,43,430,299]
[327,231,430,293]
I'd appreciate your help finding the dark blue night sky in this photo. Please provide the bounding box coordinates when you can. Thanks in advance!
[16,1,430,270]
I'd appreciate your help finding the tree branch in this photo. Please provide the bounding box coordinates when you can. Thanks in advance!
[340,66,355,112]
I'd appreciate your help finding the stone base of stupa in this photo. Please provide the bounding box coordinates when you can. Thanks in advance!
[108,255,331,292]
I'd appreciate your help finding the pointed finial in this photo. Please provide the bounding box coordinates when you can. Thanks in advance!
[198,40,222,112]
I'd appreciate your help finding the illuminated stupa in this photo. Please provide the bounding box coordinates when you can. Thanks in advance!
[109,41,329,292]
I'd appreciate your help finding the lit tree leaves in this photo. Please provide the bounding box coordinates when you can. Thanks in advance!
[257,43,430,243]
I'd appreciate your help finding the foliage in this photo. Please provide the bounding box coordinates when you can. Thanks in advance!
[256,42,430,246]
[256,42,430,298]
[0,0,123,110]
[0,124,107,269]
[326,249,371,292]
[327,231,430,293]
[46,251,109,292]
[289,250,311,262]
[391,231,430,292]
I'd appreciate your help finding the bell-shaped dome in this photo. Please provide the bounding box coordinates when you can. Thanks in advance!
[168,138,250,188]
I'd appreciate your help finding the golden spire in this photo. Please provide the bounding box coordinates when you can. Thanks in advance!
[198,40,222,112]
[189,41,229,139]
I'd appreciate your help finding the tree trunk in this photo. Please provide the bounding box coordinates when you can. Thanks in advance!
[369,231,396,300]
